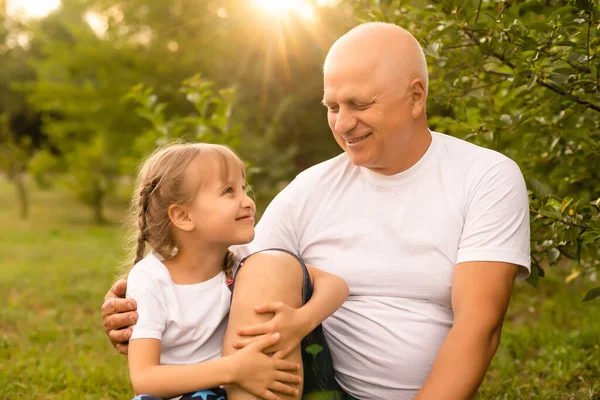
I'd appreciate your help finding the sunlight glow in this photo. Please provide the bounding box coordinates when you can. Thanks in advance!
[85,11,108,38]
[6,0,61,18]
[253,0,315,20]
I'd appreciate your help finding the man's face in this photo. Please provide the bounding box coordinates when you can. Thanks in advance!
[323,58,415,175]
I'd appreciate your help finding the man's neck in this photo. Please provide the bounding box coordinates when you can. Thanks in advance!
[370,126,432,176]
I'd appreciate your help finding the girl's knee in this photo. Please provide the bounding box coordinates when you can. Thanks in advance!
[236,250,305,289]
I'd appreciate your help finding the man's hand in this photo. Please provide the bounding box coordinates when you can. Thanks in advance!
[232,302,309,359]
[101,279,138,355]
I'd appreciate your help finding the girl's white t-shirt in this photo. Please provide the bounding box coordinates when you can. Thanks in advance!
[126,254,231,365]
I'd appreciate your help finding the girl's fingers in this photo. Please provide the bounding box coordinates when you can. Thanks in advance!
[276,371,303,384]
[252,333,280,351]
[237,322,270,337]
[255,301,285,314]
[232,335,264,349]
[274,359,300,371]
[262,390,280,400]
[269,381,300,396]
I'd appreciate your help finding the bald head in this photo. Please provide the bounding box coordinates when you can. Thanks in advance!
[324,22,428,95]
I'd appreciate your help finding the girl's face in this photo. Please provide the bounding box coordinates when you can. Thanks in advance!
[185,156,256,248]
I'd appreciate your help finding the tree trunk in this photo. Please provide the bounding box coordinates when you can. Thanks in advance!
[91,186,106,225]
[15,173,28,219]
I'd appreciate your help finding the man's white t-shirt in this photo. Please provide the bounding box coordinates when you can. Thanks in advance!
[126,254,231,366]
[234,131,531,399]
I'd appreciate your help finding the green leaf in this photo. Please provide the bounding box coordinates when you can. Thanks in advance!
[305,344,324,356]
[538,205,562,220]
[538,266,545,277]
[575,0,593,12]
[528,22,552,32]
[528,178,553,200]
[581,231,600,245]
[561,197,574,213]
[555,40,578,46]
[587,221,600,232]
[582,287,600,302]
[526,262,539,287]
[424,42,441,59]
[548,248,561,263]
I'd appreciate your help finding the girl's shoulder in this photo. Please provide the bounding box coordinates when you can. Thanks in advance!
[127,253,172,292]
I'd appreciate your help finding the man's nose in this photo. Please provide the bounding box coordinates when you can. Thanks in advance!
[334,108,357,136]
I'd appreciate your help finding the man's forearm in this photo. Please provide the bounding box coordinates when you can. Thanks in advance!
[415,322,502,400]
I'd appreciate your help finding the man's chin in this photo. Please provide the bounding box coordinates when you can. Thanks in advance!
[345,153,371,168]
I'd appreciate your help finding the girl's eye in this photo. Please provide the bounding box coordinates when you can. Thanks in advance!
[223,187,234,195]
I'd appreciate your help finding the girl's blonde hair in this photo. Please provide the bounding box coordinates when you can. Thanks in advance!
[125,142,245,279]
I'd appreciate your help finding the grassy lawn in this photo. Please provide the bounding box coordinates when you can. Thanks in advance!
[1,179,599,399]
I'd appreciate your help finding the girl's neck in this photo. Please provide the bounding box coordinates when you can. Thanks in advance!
[163,243,227,285]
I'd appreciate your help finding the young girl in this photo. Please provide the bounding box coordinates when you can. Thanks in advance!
[125,143,348,400]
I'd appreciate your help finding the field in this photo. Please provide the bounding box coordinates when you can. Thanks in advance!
[1,179,599,399]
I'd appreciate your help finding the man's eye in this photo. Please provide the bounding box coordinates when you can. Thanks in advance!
[327,106,339,112]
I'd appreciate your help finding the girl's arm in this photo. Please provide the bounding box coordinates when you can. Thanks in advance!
[234,266,349,357]
[128,334,301,400]
[297,265,349,333]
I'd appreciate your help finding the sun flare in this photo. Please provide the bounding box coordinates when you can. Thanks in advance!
[253,0,315,20]
[6,0,61,18]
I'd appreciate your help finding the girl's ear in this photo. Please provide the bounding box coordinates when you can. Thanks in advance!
[168,204,194,232]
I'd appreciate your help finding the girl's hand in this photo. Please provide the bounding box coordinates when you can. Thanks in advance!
[231,333,302,400]
[233,302,309,359]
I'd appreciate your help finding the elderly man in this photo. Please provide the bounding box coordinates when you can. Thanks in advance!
[103,22,530,399]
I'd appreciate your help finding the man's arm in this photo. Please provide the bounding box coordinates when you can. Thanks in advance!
[415,261,519,400]
[102,279,138,354]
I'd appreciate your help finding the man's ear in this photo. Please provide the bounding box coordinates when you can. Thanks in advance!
[409,78,427,119]
[168,204,194,232]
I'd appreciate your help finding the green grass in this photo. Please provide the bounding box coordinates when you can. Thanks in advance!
[0,179,131,399]
[1,179,599,399]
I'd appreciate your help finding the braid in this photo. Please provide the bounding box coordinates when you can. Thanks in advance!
[223,250,236,279]
[134,177,160,265]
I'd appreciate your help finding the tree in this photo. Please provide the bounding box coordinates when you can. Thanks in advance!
[0,10,43,219]
[22,0,222,223]
[0,114,31,218]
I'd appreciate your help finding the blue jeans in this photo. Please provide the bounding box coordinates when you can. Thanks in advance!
[132,387,226,400]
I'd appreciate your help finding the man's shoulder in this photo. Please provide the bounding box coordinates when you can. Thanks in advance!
[433,131,520,176]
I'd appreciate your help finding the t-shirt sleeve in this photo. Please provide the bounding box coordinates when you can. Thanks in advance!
[252,179,300,255]
[126,268,167,341]
[456,159,531,279]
